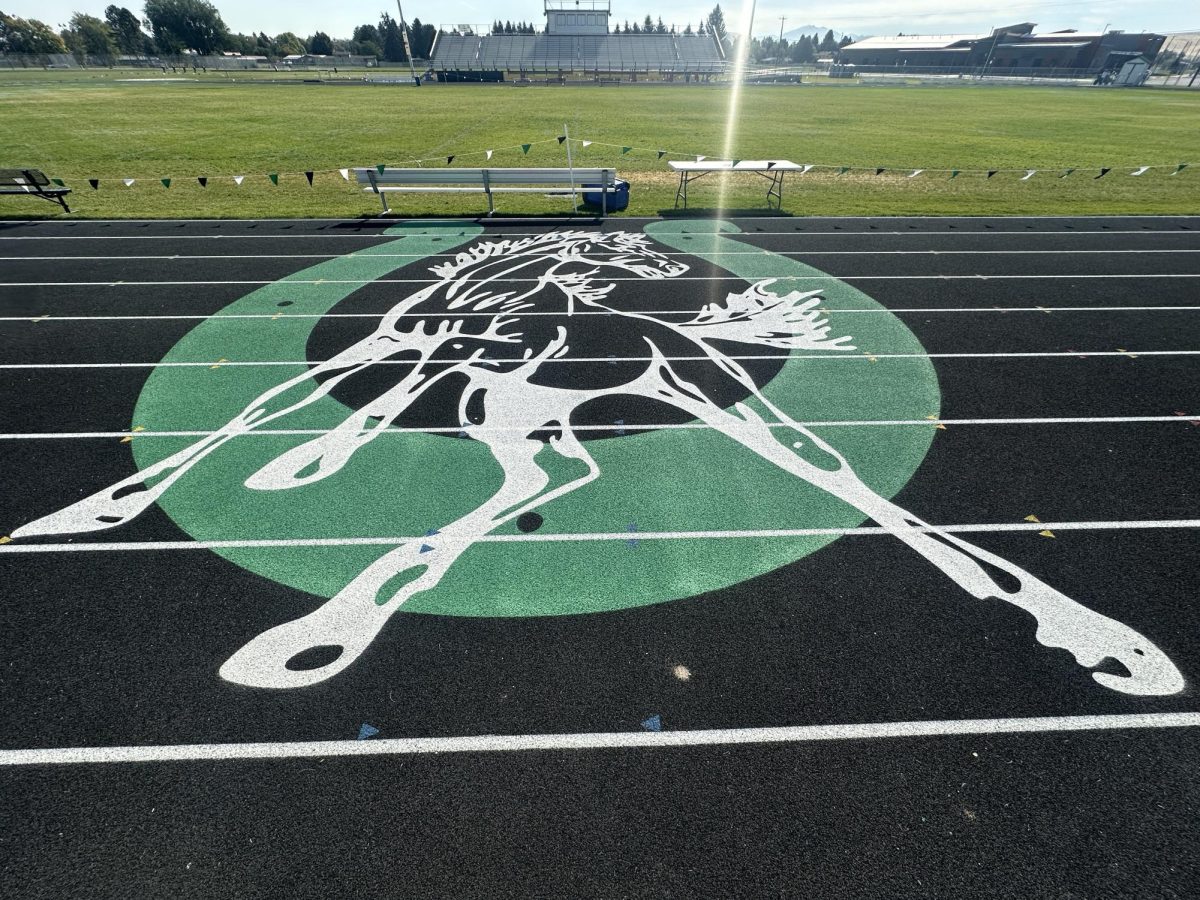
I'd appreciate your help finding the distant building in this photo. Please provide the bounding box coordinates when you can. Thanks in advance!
[838,23,1164,76]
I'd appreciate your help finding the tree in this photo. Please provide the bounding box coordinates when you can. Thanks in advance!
[656,17,667,34]
[683,23,693,36]
[0,11,68,53]
[706,5,728,46]
[104,6,146,55]
[409,18,435,59]
[791,35,816,64]
[631,21,641,34]
[274,32,305,56]
[643,15,653,33]
[697,22,706,36]
[62,13,118,59]
[143,0,229,55]
[307,31,332,55]
[819,29,837,52]
[378,13,406,63]
[838,35,853,49]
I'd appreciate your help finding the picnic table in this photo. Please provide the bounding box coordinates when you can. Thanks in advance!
[668,160,806,210]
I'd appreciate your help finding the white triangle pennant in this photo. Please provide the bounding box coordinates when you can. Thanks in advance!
[801,165,814,174]
[339,168,350,181]
[1021,169,1037,181]
[582,140,592,148]
[696,155,706,163]
[486,150,493,160]
[1130,166,1150,176]
[122,178,135,187]
[907,169,924,178]
[233,175,245,186]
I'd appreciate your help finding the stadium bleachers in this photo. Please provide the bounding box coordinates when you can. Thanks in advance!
[432,31,726,76]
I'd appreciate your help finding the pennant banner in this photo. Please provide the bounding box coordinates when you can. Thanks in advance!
[908,169,923,178]
[268,173,279,185]
[446,156,455,166]
[304,171,314,186]
[1130,166,1150,176]
[123,178,135,187]
[1170,164,1188,176]
[521,144,532,155]
[338,169,350,181]
[88,179,99,190]
[1021,170,1037,181]
[557,136,567,145]
[234,176,245,186]
[1095,167,1111,179]
[160,178,171,189]
[197,177,207,188]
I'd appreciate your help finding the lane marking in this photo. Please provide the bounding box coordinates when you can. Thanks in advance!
[3,274,1200,287]
[0,229,1196,242]
[1,415,1196,440]
[3,350,1198,371]
[2,520,1198,555]
[4,249,1200,262]
[3,306,1200,323]
[2,713,1198,766]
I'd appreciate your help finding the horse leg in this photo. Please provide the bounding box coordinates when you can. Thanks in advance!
[218,404,600,689]
[11,308,500,537]
[628,350,1183,697]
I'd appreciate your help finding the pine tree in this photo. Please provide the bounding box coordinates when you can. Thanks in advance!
[684,23,693,36]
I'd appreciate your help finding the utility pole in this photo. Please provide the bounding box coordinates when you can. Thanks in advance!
[396,1,419,83]
[778,16,786,47]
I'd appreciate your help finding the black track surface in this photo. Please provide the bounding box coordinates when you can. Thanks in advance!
[1,217,1198,899]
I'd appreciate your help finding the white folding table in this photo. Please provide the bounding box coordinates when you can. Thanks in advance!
[668,160,805,210]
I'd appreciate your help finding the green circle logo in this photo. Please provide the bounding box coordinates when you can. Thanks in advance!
[132,220,940,620]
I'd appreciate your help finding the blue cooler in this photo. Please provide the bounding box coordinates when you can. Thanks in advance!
[583,179,629,211]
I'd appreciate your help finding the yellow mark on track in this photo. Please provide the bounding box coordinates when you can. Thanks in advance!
[1040,530,1056,538]
[1024,514,1041,523]
[120,425,146,444]
[0,536,11,545]
[210,358,228,370]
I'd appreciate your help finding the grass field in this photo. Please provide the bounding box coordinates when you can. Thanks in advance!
[1,75,1198,218]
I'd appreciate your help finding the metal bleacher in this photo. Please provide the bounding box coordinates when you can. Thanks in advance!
[432,31,727,77]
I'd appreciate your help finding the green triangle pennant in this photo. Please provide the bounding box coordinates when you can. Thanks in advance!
[376,164,386,174]
[160,178,171,188]
[268,173,279,185]
[521,144,532,155]
[837,167,850,175]
[1060,168,1075,178]
[657,150,666,159]
[950,170,960,179]
[51,178,66,187]
[621,146,632,155]
[1172,163,1188,175]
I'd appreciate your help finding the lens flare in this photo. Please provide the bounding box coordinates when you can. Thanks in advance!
[717,0,758,214]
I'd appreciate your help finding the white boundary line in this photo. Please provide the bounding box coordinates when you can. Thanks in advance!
[0,230,1196,242]
[6,306,1200,323]
[3,520,1198,554]
[2,350,1195,370]
[3,713,1198,766]
[3,249,1199,262]
[4,415,1195,441]
[3,274,1200,287]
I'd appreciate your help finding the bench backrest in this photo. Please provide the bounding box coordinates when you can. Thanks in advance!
[0,169,51,188]
[356,167,615,187]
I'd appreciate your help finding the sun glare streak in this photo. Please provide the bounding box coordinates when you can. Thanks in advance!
[717,0,758,215]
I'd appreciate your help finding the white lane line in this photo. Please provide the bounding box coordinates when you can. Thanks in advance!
[2,520,1198,555]
[3,713,1198,766]
[4,306,1200,323]
[3,351,1197,370]
[4,249,1200,262]
[0,230,1195,242]
[3,416,1194,441]
[3,275,1200,287]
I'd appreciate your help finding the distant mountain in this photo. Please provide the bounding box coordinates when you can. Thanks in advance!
[757,25,862,42]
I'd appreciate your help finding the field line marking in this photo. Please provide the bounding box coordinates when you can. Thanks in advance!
[4,306,1200,323]
[3,275,1200,287]
[3,351,1198,370]
[4,249,1200,262]
[2,521,1198,554]
[2,416,1195,440]
[3,713,1198,766]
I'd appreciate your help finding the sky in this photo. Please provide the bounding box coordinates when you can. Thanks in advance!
[8,1,1194,41]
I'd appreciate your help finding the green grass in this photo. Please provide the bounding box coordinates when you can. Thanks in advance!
[1,75,1198,218]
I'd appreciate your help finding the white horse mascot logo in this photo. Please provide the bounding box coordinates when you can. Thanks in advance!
[14,231,1184,694]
